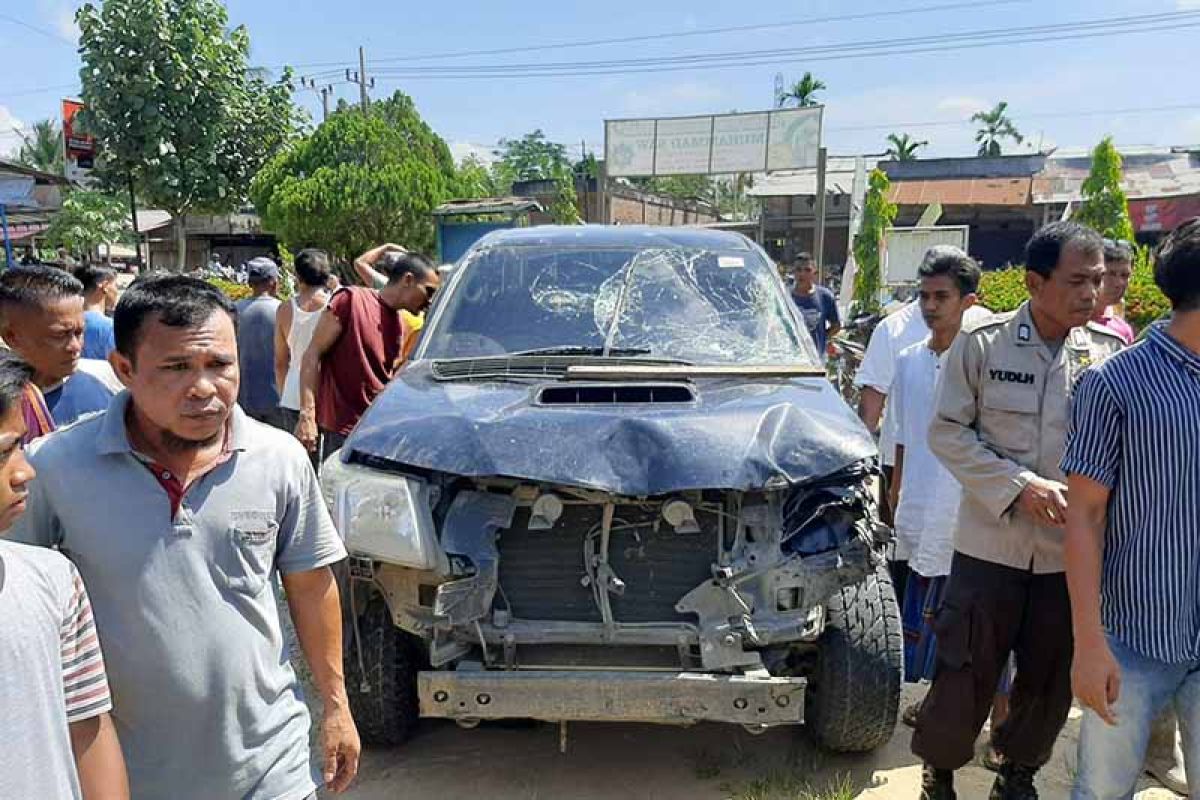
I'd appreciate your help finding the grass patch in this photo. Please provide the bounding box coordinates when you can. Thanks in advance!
[726,771,855,800]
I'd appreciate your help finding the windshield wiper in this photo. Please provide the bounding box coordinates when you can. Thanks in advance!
[508,346,655,357]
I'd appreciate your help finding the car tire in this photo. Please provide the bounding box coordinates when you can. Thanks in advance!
[807,563,903,753]
[345,596,423,747]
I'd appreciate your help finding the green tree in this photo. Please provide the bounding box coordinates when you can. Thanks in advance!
[493,130,579,224]
[76,0,301,269]
[777,72,826,108]
[852,169,898,314]
[44,190,129,260]
[16,120,64,174]
[454,155,503,199]
[971,101,1023,157]
[1073,136,1136,242]
[251,90,458,263]
[885,133,928,161]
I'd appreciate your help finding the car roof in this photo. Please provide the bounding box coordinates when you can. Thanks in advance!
[469,224,755,252]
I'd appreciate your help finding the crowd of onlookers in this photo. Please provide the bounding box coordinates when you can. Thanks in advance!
[1,216,1197,800]
[789,219,1199,800]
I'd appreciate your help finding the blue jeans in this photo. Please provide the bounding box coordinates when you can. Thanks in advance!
[1073,635,1200,799]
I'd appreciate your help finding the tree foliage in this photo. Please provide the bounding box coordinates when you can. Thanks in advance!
[76,0,300,266]
[492,129,580,224]
[778,72,826,108]
[851,169,898,314]
[885,133,927,161]
[44,190,129,258]
[251,91,458,261]
[16,119,63,174]
[971,101,1023,157]
[1074,136,1136,242]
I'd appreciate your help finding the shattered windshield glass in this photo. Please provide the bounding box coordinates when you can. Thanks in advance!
[421,245,820,366]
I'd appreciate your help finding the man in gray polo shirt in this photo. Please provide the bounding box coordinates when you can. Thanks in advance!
[14,275,360,799]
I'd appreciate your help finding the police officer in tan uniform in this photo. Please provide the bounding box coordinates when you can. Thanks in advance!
[912,222,1125,800]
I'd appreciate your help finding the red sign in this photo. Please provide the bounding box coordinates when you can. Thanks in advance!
[61,99,94,161]
[1129,196,1200,233]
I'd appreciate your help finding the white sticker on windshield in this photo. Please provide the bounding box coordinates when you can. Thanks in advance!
[718,256,744,269]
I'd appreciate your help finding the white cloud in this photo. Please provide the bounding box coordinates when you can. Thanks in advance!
[1177,0,1200,8]
[0,105,27,159]
[620,81,728,117]
[35,1,79,42]
[936,96,988,118]
[448,140,496,165]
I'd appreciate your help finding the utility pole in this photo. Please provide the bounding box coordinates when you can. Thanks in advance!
[813,146,828,284]
[298,76,334,122]
[346,46,375,113]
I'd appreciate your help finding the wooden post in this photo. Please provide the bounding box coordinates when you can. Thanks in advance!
[813,147,828,285]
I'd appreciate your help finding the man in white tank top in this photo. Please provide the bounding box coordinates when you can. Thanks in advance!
[275,249,333,467]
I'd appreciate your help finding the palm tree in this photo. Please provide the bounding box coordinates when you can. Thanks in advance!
[971,102,1023,157]
[885,133,928,161]
[16,119,64,173]
[777,72,826,108]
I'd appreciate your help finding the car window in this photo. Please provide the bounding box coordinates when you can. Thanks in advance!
[421,245,820,366]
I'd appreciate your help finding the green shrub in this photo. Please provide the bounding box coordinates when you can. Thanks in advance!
[977,249,1170,333]
[1125,245,1170,331]
[977,267,1028,313]
[206,277,252,301]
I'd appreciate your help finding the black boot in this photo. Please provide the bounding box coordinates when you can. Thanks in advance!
[920,764,956,800]
[989,761,1038,800]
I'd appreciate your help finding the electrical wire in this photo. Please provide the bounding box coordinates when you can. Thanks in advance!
[359,15,1200,80]
[0,12,76,47]
[283,0,1029,71]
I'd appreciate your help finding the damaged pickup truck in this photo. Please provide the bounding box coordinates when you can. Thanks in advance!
[321,225,901,753]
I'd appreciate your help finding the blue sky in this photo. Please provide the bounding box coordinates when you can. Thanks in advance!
[3,0,1199,165]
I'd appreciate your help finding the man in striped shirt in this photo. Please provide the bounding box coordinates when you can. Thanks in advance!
[0,350,129,799]
[1064,217,1200,799]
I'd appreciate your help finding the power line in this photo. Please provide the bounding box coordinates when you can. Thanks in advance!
[286,0,1027,72]
[828,103,1200,133]
[2,82,79,99]
[361,13,1200,80]
[0,11,76,47]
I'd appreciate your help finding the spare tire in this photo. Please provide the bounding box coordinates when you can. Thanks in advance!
[345,596,423,747]
[807,563,903,752]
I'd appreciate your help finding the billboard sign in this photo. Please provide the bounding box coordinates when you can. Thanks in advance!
[605,107,822,177]
[883,226,970,285]
[61,99,95,183]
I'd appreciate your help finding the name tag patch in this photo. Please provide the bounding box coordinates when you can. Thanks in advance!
[989,369,1035,385]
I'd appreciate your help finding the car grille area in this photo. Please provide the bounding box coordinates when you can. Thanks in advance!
[496,503,717,624]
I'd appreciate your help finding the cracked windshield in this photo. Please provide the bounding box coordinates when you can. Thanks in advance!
[423,245,820,365]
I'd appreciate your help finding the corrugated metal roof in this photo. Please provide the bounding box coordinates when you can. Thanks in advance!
[888,177,1031,206]
[433,197,543,216]
[747,156,870,197]
[1033,149,1200,204]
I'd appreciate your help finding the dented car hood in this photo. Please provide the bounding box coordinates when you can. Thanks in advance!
[344,362,876,496]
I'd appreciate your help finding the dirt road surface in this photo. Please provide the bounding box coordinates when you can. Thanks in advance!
[340,685,1183,799]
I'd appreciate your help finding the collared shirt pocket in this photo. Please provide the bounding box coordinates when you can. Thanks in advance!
[218,513,279,596]
[980,383,1039,455]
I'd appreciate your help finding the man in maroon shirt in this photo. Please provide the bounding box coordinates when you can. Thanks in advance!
[295,245,439,456]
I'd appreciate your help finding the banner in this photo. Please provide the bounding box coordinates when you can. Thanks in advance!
[61,99,95,182]
[605,107,822,177]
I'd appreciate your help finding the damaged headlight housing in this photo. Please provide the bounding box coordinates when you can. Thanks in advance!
[320,457,443,570]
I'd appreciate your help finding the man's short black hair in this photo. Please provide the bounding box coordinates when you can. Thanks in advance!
[113,273,237,358]
[917,245,982,296]
[294,248,332,287]
[792,252,815,269]
[1024,221,1105,278]
[1153,217,1200,312]
[379,251,435,285]
[1103,238,1134,265]
[0,265,84,316]
[72,264,118,294]
[0,350,34,420]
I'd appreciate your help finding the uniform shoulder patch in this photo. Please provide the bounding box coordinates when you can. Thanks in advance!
[1084,320,1127,343]
[963,309,1014,335]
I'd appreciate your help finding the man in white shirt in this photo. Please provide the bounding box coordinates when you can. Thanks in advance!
[886,248,981,697]
[854,250,991,597]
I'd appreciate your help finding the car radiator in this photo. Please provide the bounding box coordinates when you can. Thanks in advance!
[495,503,717,624]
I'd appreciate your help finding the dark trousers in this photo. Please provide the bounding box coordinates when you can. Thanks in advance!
[277,407,329,473]
[911,552,1074,771]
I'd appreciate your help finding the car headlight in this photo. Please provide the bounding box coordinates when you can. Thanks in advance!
[320,458,443,570]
